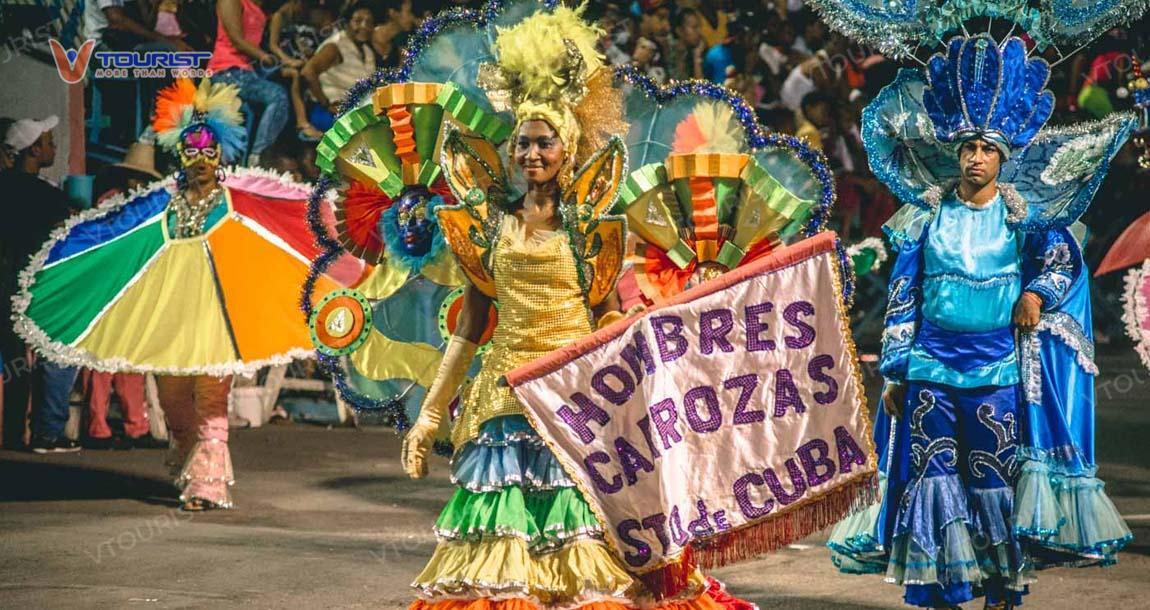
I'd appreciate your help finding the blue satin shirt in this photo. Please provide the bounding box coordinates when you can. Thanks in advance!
[908,193,1022,387]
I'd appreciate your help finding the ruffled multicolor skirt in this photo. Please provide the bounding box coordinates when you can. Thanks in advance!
[410,415,757,609]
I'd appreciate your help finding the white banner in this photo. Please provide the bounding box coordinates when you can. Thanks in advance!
[507,233,876,572]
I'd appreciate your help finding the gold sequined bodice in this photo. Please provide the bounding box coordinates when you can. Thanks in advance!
[452,216,593,448]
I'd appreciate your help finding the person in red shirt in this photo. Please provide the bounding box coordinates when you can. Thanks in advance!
[207,0,289,165]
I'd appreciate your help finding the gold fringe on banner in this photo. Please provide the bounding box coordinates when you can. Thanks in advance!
[637,546,697,600]
[693,472,879,570]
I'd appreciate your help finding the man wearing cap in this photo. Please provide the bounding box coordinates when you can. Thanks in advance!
[0,116,80,453]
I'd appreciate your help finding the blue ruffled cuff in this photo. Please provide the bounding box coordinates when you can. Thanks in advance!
[1014,458,1133,567]
[1023,232,1078,310]
[1025,273,1073,311]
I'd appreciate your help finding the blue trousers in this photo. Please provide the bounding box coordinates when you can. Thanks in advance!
[33,361,79,441]
[893,381,1029,607]
[213,68,289,156]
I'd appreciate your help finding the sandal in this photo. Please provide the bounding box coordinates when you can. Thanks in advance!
[180,498,208,512]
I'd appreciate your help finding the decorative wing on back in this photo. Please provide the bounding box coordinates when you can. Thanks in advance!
[561,136,628,308]
[563,136,627,231]
[436,128,512,298]
[441,128,512,212]
[581,217,627,307]
[1002,112,1137,232]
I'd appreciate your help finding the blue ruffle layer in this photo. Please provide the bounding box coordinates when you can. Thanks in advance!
[904,580,1026,609]
[886,474,1032,608]
[1014,458,1133,567]
[450,416,574,493]
[895,474,967,553]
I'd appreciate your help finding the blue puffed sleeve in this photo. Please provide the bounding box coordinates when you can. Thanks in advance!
[1021,228,1081,310]
[879,206,932,383]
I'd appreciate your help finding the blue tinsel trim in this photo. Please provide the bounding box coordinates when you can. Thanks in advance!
[301,178,426,432]
[301,175,341,321]
[835,238,857,310]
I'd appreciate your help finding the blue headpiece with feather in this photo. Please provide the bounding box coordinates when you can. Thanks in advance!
[152,78,248,164]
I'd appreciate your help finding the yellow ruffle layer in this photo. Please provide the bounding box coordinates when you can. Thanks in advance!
[412,538,726,608]
[413,537,637,604]
[410,593,727,610]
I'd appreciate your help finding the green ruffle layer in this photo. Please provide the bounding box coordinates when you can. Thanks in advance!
[434,485,605,553]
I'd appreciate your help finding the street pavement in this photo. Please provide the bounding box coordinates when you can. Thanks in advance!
[2,351,1148,609]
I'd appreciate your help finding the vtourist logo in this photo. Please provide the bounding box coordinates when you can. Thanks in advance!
[49,39,212,81]
[48,39,95,84]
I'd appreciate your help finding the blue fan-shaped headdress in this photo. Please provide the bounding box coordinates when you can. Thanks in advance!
[922,35,1054,155]
[809,0,1146,230]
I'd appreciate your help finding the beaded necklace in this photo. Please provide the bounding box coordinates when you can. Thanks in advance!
[171,187,222,238]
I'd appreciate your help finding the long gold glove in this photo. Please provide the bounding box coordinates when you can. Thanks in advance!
[401,336,478,479]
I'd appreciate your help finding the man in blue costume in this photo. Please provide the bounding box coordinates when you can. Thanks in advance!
[880,129,1067,608]
[822,29,1137,610]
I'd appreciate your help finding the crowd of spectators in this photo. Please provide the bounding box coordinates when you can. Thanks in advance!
[80,0,419,169]
[73,1,1148,242]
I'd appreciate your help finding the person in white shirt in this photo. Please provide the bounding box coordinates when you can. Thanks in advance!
[84,0,190,52]
[300,2,378,134]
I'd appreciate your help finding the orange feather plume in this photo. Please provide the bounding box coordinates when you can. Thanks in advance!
[152,78,198,135]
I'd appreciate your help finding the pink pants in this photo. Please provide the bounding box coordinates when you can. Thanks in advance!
[156,375,234,508]
[86,371,149,439]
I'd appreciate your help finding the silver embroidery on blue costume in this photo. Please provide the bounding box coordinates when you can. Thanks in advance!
[969,403,1019,482]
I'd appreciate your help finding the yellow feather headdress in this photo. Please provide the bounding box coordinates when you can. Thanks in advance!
[479,4,626,165]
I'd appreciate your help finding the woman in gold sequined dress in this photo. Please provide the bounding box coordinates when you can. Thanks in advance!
[397,6,753,610]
